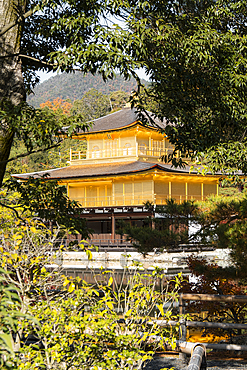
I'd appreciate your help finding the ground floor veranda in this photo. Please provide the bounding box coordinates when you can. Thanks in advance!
[64,202,201,249]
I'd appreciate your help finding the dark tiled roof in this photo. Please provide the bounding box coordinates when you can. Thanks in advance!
[80,108,166,134]
[12,161,197,181]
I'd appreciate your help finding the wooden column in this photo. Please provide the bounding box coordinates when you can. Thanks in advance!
[132,181,135,205]
[111,213,115,242]
[169,181,172,199]
[105,185,108,206]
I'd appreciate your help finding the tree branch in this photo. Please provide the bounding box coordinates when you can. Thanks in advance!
[0,53,55,67]
[0,54,83,72]
[0,8,36,37]
[20,55,82,72]
[20,54,56,68]
[0,201,25,222]
[0,142,62,165]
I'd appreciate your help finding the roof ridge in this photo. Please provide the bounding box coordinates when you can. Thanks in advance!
[92,107,132,123]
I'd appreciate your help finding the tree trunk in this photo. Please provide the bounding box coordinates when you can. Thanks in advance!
[0,0,26,186]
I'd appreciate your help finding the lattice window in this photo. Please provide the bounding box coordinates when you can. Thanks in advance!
[123,143,132,155]
[92,145,100,158]
[139,142,147,155]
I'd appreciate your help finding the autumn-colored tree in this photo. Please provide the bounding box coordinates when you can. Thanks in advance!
[40,97,72,116]
[182,256,247,336]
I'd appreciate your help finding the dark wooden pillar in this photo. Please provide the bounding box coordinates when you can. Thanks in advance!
[111,214,115,242]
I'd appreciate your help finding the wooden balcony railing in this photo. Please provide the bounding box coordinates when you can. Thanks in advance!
[72,193,203,208]
[70,145,176,161]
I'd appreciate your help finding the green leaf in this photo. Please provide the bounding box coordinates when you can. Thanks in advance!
[0,333,14,354]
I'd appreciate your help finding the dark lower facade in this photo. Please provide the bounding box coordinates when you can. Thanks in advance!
[66,205,153,249]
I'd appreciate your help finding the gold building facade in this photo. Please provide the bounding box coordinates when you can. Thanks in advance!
[14,108,218,247]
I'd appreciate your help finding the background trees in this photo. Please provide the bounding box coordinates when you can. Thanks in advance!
[2,0,246,186]
[129,0,247,174]
[71,88,111,120]
[27,73,137,108]
[0,0,140,186]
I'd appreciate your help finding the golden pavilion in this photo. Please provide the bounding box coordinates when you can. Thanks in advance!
[13,107,218,247]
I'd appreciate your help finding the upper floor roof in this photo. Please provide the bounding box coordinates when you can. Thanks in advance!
[79,107,166,135]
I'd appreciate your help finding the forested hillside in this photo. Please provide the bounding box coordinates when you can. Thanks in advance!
[28,72,146,107]
[7,88,133,177]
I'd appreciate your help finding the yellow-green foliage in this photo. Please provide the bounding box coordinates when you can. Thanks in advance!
[0,189,24,230]
[0,218,182,369]
[19,269,182,370]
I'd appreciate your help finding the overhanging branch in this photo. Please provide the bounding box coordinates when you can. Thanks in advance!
[0,8,36,37]
[0,53,55,68]
[0,54,83,72]
[0,201,25,222]
[0,142,62,165]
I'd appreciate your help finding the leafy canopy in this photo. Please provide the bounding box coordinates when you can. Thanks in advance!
[20,0,141,92]
[5,176,89,238]
[128,0,247,174]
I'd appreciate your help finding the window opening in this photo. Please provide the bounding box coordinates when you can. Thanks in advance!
[139,142,147,155]
[92,145,100,158]
[123,143,132,155]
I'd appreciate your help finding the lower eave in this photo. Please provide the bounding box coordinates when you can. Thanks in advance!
[12,161,218,181]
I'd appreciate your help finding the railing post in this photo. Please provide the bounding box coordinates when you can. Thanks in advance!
[179,294,187,362]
